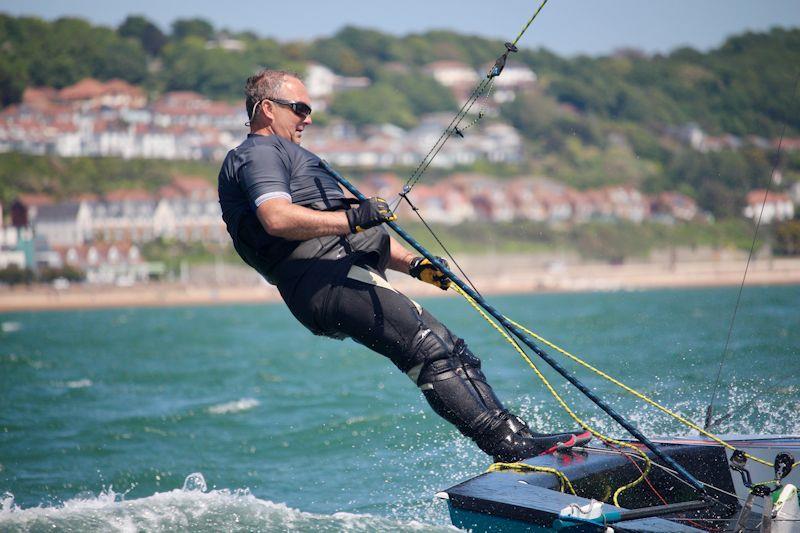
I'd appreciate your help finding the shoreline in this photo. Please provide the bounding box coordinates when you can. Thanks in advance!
[2,256,799,313]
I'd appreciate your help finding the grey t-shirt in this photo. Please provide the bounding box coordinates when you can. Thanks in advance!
[218,134,363,284]
[219,133,346,235]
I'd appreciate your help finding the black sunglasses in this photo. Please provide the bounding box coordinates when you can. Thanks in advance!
[267,98,312,118]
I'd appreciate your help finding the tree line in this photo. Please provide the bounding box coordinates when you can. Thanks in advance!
[1,14,799,220]
[2,14,797,134]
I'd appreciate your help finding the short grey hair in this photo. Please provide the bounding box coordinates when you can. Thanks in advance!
[244,69,300,122]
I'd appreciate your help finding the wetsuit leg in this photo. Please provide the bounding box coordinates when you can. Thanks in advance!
[282,259,586,461]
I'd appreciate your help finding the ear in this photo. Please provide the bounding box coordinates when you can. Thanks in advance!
[260,100,276,122]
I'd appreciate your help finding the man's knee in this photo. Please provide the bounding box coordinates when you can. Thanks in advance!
[404,327,485,390]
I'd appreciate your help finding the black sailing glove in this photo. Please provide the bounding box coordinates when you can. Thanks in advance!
[345,197,397,233]
[409,256,451,290]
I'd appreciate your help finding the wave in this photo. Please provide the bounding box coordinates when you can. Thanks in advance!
[1,321,22,333]
[65,378,93,389]
[207,397,260,415]
[515,376,800,440]
[0,474,455,533]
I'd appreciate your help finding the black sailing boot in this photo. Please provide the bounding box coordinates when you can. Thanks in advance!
[528,429,592,448]
[414,337,591,462]
[471,410,589,462]
[448,340,592,458]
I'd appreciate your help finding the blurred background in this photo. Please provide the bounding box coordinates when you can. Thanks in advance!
[0,1,799,306]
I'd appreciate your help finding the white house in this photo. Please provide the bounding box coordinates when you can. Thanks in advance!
[305,63,338,101]
[33,202,92,246]
[423,60,479,88]
[743,190,794,223]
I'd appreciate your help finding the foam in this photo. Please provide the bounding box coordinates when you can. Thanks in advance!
[207,398,260,415]
[514,376,800,440]
[65,379,93,389]
[1,321,22,333]
[0,474,456,532]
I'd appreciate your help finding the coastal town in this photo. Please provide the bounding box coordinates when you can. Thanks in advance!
[0,60,798,290]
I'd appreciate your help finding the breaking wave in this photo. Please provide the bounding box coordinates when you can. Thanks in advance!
[65,378,93,389]
[207,398,260,415]
[0,473,455,533]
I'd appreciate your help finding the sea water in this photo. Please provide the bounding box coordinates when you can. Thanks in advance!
[1,285,798,531]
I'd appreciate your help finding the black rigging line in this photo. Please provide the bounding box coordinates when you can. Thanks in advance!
[399,77,492,193]
[401,193,483,296]
[390,78,495,213]
[391,0,553,407]
[391,0,551,278]
[704,70,800,431]
[402,196,543,410]
[393,0,549,212]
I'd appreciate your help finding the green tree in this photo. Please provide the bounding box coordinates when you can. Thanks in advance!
[307,39,364,76]
[0,15,147,90]
[774,220,800,256]
[160,38,255,98]
[329,83,416,128]
[333,26,395,63]
[171,18,214,42]
[118,15,167,56]
[38,265,86,283]
[0,55,27,106]
[375,69,456,115]
[0,265,34,285]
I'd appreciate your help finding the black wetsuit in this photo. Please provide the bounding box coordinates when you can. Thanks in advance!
[218,135,439,370]
[218,134,585,461]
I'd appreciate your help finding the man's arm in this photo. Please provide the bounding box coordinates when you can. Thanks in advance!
[387,235,415,274]
[256,198,350,240]
[389,236,452,290]
[257,196,397,241]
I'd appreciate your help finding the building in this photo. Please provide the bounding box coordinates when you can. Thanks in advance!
[15,176,226,250]
[158,176,227,242]
[423,60,479,89]
[743,190,794,223]
[53,242,150,284]
[91,190,158,242]
[303,63,371,111]
[492,64,537,103]
[0,81,245,161]
[651,192,699,223]
[603,186,651,223]
[32,202,93,247]
[9,194,54,228]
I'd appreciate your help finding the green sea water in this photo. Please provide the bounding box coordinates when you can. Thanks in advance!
[1,285,798,531]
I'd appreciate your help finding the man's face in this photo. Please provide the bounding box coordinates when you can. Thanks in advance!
[267,77,312,144]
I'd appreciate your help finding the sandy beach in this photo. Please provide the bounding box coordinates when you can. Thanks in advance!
[2,253,799,312]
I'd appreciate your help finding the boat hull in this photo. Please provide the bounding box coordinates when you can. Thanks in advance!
[439,434,800,532]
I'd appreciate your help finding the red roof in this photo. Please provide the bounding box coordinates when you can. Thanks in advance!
[59,78,144,101]
[157,185,183,199]
[746,189,791,205]
[15,193,54,207]
[71,193,99,202]
[59,79,107,100]
[171,175,215,193]
[160,91,207,102]
[23,87,58,105]
[104,189,153,202]
[153,91,209,111]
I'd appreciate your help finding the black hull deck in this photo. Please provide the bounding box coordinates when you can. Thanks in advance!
[439,437,800,532]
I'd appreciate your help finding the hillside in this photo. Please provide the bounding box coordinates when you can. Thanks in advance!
[1,15,799,220]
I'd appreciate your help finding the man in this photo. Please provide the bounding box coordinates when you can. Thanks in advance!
[218,69,589,462]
